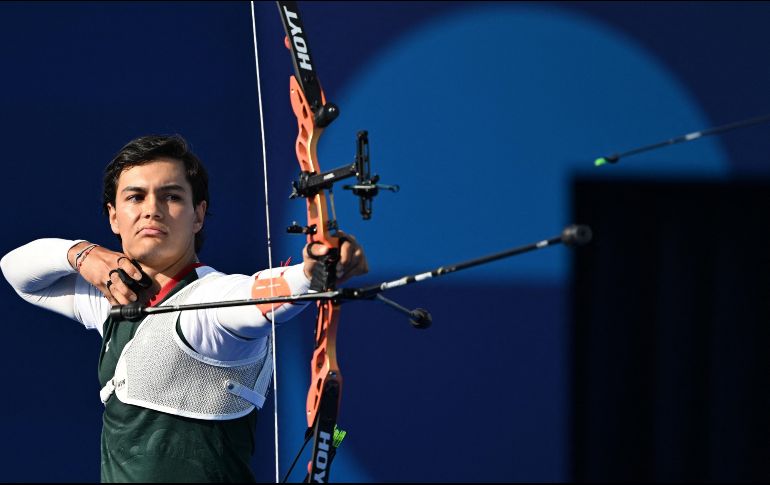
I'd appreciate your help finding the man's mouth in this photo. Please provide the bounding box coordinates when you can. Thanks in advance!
[137,227,167,236]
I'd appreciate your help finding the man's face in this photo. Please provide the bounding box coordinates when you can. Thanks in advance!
[107,158,206,265]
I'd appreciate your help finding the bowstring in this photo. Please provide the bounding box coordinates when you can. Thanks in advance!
[250,2,280,482]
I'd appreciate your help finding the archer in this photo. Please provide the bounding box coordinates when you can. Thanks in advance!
[0,134,367,482]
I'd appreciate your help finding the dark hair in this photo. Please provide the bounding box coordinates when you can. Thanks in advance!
[103,134,210,253]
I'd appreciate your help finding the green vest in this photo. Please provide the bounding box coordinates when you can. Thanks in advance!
[97,269,260,483]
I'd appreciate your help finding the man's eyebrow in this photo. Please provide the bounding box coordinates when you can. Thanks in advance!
[158,184,187,192]
[121,184,186,193]
[121,186,146,193]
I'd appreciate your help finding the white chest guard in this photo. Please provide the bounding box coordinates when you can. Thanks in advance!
[99,277,273,420]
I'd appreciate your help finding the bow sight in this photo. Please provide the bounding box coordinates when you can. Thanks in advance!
[288,130,399,234]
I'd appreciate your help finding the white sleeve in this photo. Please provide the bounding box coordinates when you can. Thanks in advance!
[180,264,311,361]
[0,238,110,334]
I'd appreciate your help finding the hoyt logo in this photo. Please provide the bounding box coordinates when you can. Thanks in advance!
[283,6,312,71]
[311,430,331,482]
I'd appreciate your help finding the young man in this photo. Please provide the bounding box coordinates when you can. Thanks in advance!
[0,134,367,482]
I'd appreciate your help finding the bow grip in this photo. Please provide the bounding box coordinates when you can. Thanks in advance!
[308,244,340,292]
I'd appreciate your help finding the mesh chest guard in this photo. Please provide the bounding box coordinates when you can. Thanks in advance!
[100,276,273,420]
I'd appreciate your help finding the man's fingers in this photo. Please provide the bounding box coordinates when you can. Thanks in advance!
[337,232,360,265]
[117,256,142,280]
[77,248,146,305]
[105,271,137,304]
[336,238,368,283]
[306,242,329,259]
[103,288,119,307]
[302,232,368,284]
[101,280,119,306]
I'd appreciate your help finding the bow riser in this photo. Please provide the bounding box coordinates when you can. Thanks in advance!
[288,75,339,247]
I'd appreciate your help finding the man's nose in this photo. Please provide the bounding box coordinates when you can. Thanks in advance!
[142,194,163,218]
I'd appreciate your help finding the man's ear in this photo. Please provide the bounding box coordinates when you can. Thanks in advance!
[107,203,120,235]
[193,200,207,234]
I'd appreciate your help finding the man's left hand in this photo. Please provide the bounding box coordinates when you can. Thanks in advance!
[302,231,368,284]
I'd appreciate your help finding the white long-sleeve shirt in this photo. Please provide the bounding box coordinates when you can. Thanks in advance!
[0,238,311,361]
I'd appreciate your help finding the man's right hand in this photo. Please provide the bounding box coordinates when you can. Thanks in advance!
[67,242,152,306]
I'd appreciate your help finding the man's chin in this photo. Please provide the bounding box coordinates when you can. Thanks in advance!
[125,241,169,264]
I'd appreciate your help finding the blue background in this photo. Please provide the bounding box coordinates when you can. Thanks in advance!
[0,1,768,481]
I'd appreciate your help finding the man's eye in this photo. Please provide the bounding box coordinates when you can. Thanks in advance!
[166,194,183,201]
[126,194,143,202]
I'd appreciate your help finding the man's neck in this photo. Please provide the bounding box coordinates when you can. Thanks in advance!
[129,248,199,292]
[152,257,199,289]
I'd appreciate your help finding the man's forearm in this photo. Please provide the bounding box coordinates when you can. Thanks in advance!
[1,238,83,293]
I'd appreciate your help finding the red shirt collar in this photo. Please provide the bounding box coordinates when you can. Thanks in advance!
[148,262,205,307]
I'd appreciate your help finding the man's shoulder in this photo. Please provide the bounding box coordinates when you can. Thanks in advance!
[193,265,221,279]
[184,266,250,295]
